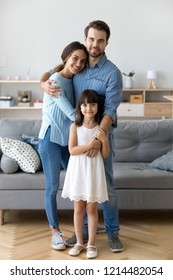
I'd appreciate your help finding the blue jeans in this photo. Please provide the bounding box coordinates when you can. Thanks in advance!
[84,129,120,237]
[38,127,70,229]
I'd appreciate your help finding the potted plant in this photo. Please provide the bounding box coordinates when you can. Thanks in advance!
[122,70,135,88]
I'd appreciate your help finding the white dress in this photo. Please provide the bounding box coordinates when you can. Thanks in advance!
[62,125,108,203]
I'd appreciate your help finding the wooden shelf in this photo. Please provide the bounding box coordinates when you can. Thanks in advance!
[0,80,42,119]
[0,80,39,84]
[118,88,173,119]
[0,106,42,110]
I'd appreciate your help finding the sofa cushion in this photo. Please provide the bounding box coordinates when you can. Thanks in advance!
[113,162,173,189]
[0,118,42,139]
[0,154,19,174]
[22,134,39,153]
[148,150,173,171]
[114,119,173,162]
[0,137,41,173]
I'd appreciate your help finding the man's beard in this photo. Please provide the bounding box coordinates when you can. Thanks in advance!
[89,49,103,58]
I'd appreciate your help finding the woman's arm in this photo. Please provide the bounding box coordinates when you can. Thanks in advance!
[54,94,76,121]
[49,73,76,121]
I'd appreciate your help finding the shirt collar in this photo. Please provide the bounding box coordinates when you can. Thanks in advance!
[87,53,107,68]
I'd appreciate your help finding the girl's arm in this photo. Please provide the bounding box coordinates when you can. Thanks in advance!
[95,128,110,158]
[69,123,100,156]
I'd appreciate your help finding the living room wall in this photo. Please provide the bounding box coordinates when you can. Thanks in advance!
[0,0,173,88]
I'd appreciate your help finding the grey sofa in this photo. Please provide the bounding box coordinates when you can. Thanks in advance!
[0,118,173,225]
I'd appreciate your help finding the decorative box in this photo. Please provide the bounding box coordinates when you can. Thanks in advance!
[0,96,14,108]
[18,91,32,103]
[18,102,31,107]
[0,100,14,108]
[34,100,43,108]
[130,94,143,103]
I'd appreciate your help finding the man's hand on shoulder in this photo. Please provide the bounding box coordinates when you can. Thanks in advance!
[40,79,62,97]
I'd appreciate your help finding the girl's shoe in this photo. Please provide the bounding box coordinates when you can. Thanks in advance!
[69,243,84,256]
[86,245,97,259]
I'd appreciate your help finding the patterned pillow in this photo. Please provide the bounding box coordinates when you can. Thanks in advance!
[148,150,173,171]
[22,134,42,170]
[0,137,41,173]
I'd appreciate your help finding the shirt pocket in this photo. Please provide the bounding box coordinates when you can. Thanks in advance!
[87,78,106,96]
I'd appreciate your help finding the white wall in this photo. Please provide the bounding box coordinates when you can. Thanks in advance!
[0,0,173,87]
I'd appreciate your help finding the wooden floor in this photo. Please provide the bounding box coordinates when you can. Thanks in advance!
[0,209,173,260]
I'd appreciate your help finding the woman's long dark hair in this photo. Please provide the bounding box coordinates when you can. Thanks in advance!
[51,41,88,74]
[75,89,104,126]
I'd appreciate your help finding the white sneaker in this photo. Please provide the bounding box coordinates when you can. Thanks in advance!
[51,232,66,250]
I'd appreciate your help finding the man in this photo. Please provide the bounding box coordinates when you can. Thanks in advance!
[40,20,123,253]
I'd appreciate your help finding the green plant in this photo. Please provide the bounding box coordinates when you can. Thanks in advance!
[122,70,135,77]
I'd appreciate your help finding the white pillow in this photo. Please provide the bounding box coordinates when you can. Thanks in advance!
[0,137,41,173]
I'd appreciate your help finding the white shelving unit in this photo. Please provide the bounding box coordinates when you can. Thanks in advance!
[0,80,43,119]
[0,80,39,84]
[117,88,173,119]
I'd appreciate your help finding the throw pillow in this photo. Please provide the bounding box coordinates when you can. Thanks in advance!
[22,134,42,170]
[0,137,41,173]
[148,150,173,171]
[0,154,19,174]
[22,134,39,153]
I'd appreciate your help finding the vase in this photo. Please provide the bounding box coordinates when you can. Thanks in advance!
[124,76,133,89]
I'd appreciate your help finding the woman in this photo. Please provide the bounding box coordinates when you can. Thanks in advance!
[38,41,88,250]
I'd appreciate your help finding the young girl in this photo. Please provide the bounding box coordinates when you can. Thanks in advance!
[62,89,110,259]
[38,41,88,251]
